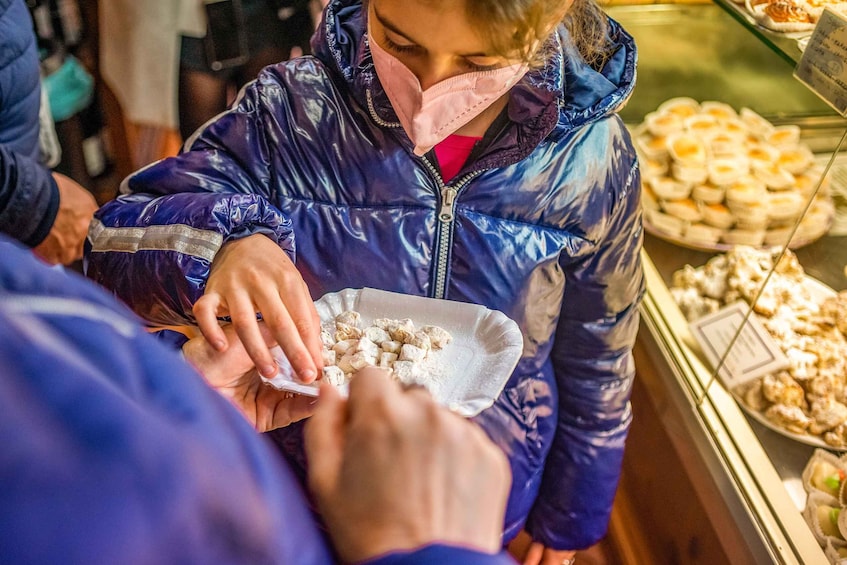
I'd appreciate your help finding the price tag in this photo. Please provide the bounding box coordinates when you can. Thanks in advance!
[689,301,789,389]
[794,7,847,116]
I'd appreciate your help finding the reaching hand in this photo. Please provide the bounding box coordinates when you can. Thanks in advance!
[193,234,324,383]
[305,367,511,563]
[33,173,98,265]
[182,322,315,431]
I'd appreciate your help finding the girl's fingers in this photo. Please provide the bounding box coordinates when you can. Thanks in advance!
[228,294,278,377]
[194,293,228,351]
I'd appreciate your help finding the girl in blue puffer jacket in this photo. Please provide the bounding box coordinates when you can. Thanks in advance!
[86,0,644,561]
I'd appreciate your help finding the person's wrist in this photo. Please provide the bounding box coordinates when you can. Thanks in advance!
[328,520,430,563]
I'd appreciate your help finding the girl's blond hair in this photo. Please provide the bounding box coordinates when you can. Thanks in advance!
[466,0,614,70]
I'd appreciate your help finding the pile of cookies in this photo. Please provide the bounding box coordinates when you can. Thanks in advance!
[635,97,833,250]
[670,246,847,447]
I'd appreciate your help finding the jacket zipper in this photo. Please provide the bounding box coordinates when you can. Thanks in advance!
[365,88,486,299]
[420,156,484,299]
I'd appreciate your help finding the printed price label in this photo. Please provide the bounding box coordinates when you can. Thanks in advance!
[689,301,789,389]
[795,8,847,116]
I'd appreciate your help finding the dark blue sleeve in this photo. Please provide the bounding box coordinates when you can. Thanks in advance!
[0,237,334,565]
[0,0,43,159]
[0,144,59,246]
[365,545,516,565]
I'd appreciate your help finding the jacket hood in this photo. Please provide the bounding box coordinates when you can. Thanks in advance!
[312,0,637,162]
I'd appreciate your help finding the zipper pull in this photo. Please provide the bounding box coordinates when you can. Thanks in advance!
[439,187,458,222]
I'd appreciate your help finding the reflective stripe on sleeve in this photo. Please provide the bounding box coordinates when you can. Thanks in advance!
[87,219,224,263]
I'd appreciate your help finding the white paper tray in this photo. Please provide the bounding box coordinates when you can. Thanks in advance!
[262,287,524,417]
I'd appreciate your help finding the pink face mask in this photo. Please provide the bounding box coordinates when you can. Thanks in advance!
[369,27,528,157]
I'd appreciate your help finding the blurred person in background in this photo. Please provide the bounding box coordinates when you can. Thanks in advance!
[178,0,318,140]
[99,0,321,167]
[0,0,98,265]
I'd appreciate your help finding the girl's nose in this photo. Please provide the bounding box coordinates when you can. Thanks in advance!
[414,56,458,90]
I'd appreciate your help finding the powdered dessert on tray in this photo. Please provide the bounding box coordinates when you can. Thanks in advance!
[319,309,453,390]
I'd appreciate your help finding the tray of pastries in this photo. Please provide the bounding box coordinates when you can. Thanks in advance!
[670,246,847,449]
[739,0,847,34]
[633,98,834,252]
[801,449,847,562]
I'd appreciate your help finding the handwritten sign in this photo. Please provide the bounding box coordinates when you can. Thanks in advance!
[795,8,847,116]
[689,301,789,389]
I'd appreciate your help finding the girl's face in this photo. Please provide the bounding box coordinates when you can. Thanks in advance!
[368,0,524,90]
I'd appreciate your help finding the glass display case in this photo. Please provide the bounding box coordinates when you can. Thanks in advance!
[606,2,847,562]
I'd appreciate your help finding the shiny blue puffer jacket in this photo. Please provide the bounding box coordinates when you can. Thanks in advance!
[86,0,643,550]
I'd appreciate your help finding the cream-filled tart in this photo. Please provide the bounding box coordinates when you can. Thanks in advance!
[766,190,805,221]
[671,161,709,185]
[725,175,768,204]
[692,182,726,205]
[667,132,708,166]
[684,113,722,140]
[753,161,796,190]
[700,101,738,123]
[766,124,802,150]
[778,145,814,174]
[662,198,703,223]
[708,156,749,186]
[701,203,736,229]
[658,97,700,119]
[645,208,686,238]
[722,228,766,247]
[645,111,684,137]
[746,142,781,168]
[649,175,693,200]
[636,133,669,161]
[684,222,724,245]
[740,107,776,139]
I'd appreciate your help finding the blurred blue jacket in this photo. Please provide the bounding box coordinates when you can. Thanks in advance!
[0,0,59,246]
[0,234,514,565]
[86,0,644,550]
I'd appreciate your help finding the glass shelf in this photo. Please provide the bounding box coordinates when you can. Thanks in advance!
[608,3,836,127]
[711,0,810,66]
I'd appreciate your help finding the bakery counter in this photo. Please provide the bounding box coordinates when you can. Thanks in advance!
[636,227,847,563]
[606,1,847,560]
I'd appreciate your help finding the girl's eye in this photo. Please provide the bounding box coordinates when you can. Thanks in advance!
[383,35,419,55]
[462,60,501,72]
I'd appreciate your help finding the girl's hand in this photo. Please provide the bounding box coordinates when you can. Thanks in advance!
[183,322,315,431]
[523,542,576,565]
[193,234,324,383]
